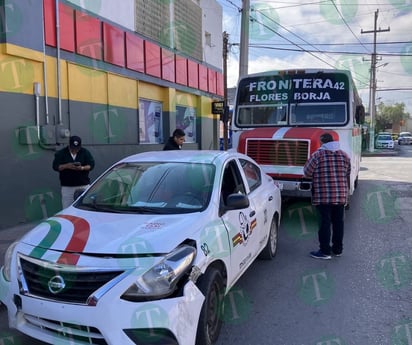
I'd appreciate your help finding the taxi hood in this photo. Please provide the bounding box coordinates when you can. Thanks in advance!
[20,208,205,256]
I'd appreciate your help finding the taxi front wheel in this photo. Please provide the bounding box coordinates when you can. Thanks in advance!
[195,267,225,345]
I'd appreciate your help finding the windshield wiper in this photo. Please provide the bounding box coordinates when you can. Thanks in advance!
[129,206,174,214]
[77,203,125,213]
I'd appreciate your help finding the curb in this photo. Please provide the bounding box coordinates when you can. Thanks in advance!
[361,149,399,157]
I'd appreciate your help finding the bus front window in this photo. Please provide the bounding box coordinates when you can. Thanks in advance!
[290,103,347,126]
[237,105,288,126]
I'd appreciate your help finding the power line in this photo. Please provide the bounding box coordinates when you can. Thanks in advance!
[248,9,337,68]
[243,44,412,56]
[252,6,339,65]
[252,41,412,47]
[222,0,241,12]
[330,0,371,54]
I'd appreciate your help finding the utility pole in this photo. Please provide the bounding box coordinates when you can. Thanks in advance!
[223,31,229,150]
[239,0,250,78]
[361,9,390,152]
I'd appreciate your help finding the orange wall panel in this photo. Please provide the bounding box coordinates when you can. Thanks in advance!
[44,1,76,52]
[43,0,56,47]
[59,3,75,52]
[75,11,102,60]
[175,55,188,86]
[103,23,125,67]
[199,64,208,92]
[216,72,224,96]
[208,69,216,94]
[144,41,161,78]
[187,60,198,89]
[162,49,175,82]
[126,33,145,73]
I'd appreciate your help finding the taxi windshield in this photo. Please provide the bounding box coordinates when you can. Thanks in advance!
[76,162,215,214]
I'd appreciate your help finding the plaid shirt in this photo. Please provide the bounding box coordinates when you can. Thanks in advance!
[303,145,351,205]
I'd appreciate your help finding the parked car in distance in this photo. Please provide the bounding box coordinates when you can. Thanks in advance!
[375,133,395,149]
[0,150,282,345]
[398,132,412,145]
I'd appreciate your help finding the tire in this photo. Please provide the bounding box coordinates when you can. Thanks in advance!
[258,216,278,260]
[354,176,359,190]
[195,268,225,345]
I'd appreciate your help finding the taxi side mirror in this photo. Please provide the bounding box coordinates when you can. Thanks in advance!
[219,193,250,216]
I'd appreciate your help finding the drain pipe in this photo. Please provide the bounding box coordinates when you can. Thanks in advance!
[34,82,41,139]
[55,0,62,126]
[41,1,50,125]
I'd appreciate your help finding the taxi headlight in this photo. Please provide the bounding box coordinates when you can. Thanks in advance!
[121,245,196,301]
[2,241,18,282]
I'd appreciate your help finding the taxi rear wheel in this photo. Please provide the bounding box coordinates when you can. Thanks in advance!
[195,268,225,345]
[258,215,278,260]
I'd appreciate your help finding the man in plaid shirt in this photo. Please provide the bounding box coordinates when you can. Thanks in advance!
[303,132,351,259]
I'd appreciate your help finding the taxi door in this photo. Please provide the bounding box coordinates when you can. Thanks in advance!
[237,158,271,255]
[219,159,260,282]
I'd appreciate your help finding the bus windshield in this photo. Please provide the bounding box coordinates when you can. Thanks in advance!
[234,71,351,127]
[238,105,288,126]
[290,102,347,125]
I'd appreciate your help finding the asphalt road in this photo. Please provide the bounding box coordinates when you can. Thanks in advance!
[1,144,412,345]
[216,144,412,345]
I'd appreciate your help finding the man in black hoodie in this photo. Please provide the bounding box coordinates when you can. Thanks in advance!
[53,135,95,209]
[163,129,185,150]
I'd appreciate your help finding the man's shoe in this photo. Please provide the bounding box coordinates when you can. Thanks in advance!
[310,250,332,260]
[332,251,342,257]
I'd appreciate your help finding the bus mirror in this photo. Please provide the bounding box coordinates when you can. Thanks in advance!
[220,106,231,123]
[356,105,365,124]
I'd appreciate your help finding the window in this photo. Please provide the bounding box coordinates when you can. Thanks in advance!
[220,160,246,206]
[79,162,215,214]
[240,159,261,192]
[176,105,196,143]
[237,105,288,126]
[290,103,347,125]
[139,99,163,144]
[205,32,212,47]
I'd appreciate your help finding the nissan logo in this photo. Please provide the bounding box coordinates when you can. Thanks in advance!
[48,275,66,294]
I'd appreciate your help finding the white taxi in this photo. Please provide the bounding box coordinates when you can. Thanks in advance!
[0,150,281,345]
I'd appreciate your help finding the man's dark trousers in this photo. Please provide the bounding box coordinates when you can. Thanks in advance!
[316,204,345,255]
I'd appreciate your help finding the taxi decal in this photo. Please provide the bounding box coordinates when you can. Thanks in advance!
[250,218,257,231]
[232,212,257,247]
[29,219,62,259]
[56,215,90,265]
[143,222,165,230]
[29,215,90,265]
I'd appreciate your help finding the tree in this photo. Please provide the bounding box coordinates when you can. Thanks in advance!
[375,102,410,132]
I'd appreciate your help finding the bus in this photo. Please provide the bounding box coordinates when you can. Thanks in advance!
[231,69,365,199]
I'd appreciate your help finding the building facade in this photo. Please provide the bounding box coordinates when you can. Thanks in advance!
[0,0,223,228]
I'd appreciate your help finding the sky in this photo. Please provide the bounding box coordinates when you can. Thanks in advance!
[217,0,412,114]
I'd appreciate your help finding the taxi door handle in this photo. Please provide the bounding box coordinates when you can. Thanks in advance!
[268,196,273,201]
[250,210,256,217]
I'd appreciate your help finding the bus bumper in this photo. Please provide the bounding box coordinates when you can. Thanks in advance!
[275,180,312,198]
